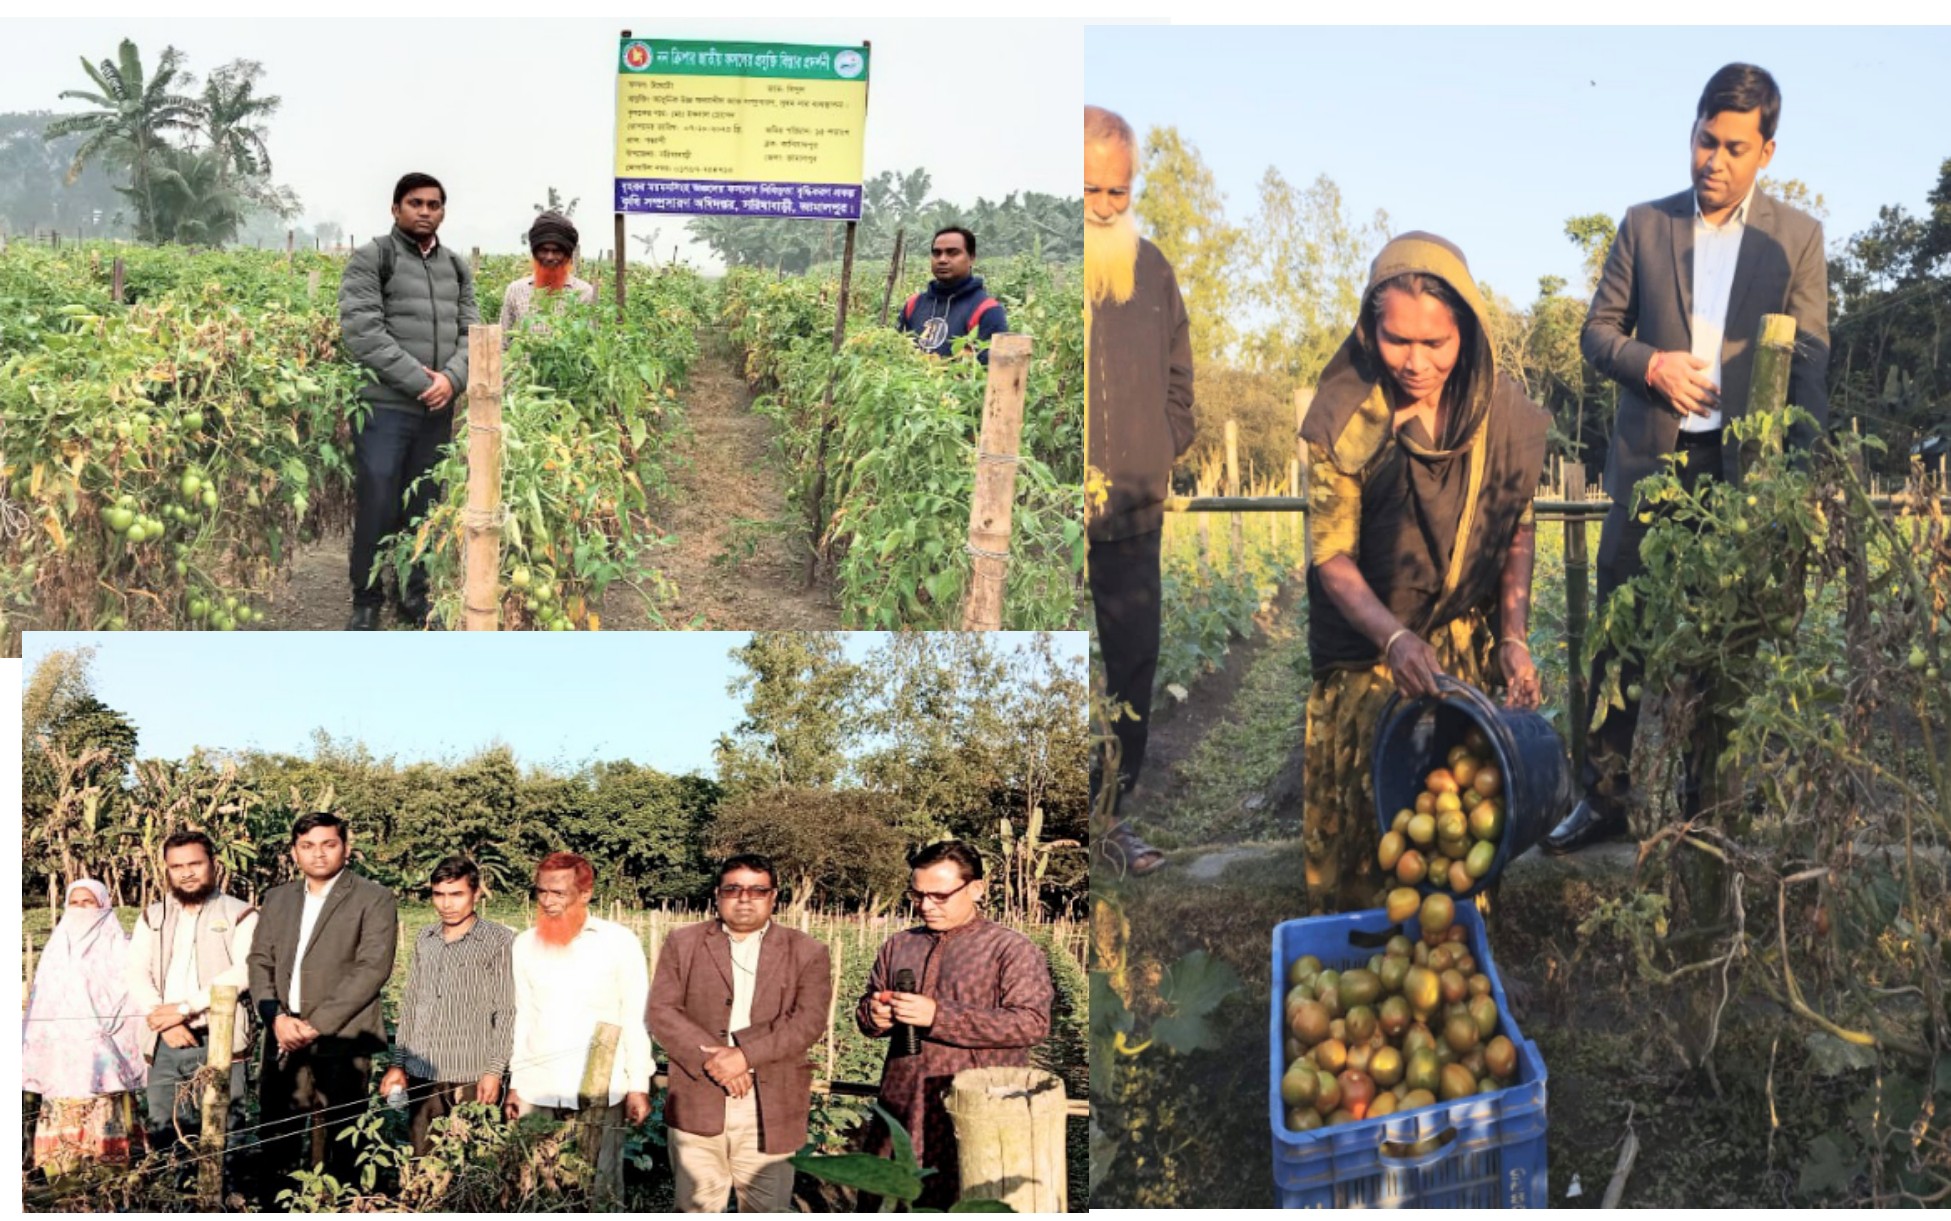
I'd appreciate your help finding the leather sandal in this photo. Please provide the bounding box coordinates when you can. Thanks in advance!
[1098,819,1167,877]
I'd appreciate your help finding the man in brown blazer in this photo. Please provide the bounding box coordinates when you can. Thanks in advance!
[1546,62,1830,854]
[647,854,831,1212]
[244,812,398,1193]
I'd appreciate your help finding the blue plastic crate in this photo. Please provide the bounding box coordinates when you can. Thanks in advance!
[1268,903,1548,1207]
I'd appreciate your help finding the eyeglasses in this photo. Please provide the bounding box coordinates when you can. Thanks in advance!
[907,879,975,907]
[717,885,776,900]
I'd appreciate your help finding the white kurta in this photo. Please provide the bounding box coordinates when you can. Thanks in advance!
[509,916,655,1108]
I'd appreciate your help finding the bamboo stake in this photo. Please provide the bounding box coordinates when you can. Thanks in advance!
[825,939,843,1082]
[1565,461,1590,781]
[961,333,1035,630]
[462,324,504,630]
[576,1022,622,1165]
[1288,458,1303,565]
[1225,419,1243,570]
[198,984,238,1207]
[111,256,124,304]
[613,208,628,321]
[877,228,905,326]
[306,269,320,303]
[805,220,859,586]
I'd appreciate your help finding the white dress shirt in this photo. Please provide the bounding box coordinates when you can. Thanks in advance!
[289,871,342,1015]
[727,921,769,1042]
[126,898,258,1022]
[510,915,655,1108]
[1685,182,1756,432]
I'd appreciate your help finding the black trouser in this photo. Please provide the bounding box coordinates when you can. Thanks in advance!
[350,407,450,608]
[145,1035,248,1188]
[1088,529,1163,799]
[255,1037,373,1192]
[1584,431,1723,818]
[405,1077,482,1157]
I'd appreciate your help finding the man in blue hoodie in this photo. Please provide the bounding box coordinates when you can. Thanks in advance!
[897,226,1008,365]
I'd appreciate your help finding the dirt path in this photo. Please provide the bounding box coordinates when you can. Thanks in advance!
[626,330,840,630]
[256,331,840,632]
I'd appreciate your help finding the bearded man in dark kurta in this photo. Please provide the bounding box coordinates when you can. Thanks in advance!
[855,841,1054,1208]
[1300,232,1550,914]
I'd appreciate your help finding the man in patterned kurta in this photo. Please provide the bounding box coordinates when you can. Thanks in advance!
[855,841,1054,1208]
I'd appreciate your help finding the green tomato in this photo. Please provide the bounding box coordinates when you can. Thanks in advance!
[181,410,205,432]
[201,488,218,510]
[102,506,135,534]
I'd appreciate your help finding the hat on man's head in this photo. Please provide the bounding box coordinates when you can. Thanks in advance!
[529,211,579,252]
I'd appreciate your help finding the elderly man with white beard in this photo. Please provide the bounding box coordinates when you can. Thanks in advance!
[1086,104,1195,877]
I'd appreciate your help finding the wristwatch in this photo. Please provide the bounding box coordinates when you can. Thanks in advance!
[177,1002,191,1018]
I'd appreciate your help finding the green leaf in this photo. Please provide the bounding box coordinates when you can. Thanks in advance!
[1796,1133,1860,1198]
[946,1200,1015,1212]
[788,1151,925,1203]
[1088,1118,1118,1195]
[1150,950,1240,1053]
[874,1099,923,1178]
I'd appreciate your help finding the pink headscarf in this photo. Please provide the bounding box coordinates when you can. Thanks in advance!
[21,880,147,1097]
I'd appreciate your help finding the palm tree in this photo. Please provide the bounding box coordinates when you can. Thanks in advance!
[200,59,280,188]
[144,144,247,246]
[43,39,204,243]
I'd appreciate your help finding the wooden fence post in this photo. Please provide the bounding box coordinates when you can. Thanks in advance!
[824,940,843,1082]
[198,984,239,1208]
[1564,462,1590,783]
[613,211,628,321]
[944,1067,1068,1212]
[111,256,124,304]
[1288,457,1303,566]
[306,268,321,303]
[877,228,905,326]
[961,334,1035,631]
[1225,419,1243,571]
[463,324,504,630]
[575,1022,622,1169]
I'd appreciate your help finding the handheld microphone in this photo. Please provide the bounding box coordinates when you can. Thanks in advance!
[893,968,921,1057]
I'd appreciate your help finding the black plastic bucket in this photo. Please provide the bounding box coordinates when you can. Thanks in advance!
[1371,675,1571,898]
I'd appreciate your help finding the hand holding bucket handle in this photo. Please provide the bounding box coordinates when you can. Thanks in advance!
[1383,627,1446,699]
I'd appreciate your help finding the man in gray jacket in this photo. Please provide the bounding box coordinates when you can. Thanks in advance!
[338,172,477,630]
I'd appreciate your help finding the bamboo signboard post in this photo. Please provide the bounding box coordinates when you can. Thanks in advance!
[961,334,1035,630]
[462,324,504,630]
[610,33,872,584]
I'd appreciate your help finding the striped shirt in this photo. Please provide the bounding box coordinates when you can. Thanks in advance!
[393,917,516,1083]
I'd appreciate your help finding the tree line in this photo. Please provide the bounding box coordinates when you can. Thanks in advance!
[1,39,301,247]
[1137,124,1951,482]
[20,633,1088,920]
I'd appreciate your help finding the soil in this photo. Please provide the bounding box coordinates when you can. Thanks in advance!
[254,330,840,633]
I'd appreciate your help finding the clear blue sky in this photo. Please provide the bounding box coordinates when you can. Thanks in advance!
[1088,26,1950,305]
[17,632,1082,776]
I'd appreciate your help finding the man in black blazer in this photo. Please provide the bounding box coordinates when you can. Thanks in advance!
[245,812,398,1190]
[1546,62,1829,854]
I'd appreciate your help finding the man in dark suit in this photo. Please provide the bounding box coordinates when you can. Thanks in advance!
[647,854,831,1212]
[1545,62,1829,854]
[245,812,398,1190]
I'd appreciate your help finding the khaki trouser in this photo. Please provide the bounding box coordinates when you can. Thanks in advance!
[669,1090,796,1212]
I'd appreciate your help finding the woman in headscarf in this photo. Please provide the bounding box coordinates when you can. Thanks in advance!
[22,879,147,1176]
[1300,232,1548,914]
